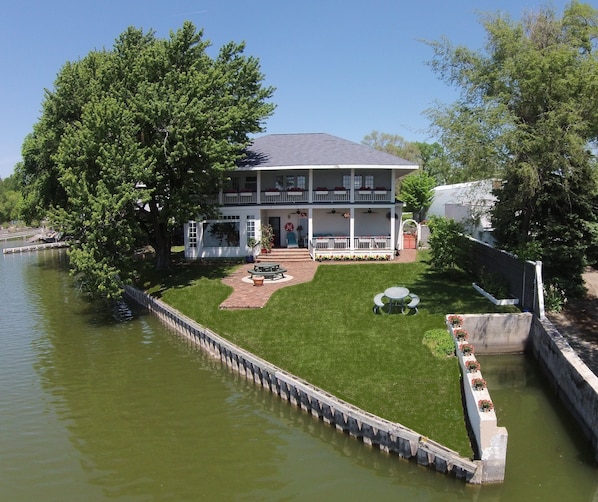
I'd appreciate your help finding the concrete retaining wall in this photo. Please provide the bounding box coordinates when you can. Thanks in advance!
[529,316,598,460]
[125,286,482,483]
[448,319,509,483]
[455,312,598,462]
[460,313,533,354]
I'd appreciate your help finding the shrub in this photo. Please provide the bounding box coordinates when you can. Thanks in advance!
[428,216,471,272]
[543,283,567,313]
[422,329,455,358]
[478,266,510,298]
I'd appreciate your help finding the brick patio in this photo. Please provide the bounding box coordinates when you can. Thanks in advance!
[219,249,417,309]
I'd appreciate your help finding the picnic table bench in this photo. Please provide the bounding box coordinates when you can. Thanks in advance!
[248,262,287,280]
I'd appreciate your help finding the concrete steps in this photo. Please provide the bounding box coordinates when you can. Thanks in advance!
[258,248,311,262]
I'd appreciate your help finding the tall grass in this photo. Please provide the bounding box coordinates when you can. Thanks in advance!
[144,253,515,456]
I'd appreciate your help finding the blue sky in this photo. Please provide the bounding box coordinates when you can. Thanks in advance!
[0,0,574,179]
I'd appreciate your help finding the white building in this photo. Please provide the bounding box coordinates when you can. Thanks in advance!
[184,133,419,260]
[428,179,500,246]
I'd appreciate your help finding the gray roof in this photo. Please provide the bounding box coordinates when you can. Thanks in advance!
[238,133,418,169]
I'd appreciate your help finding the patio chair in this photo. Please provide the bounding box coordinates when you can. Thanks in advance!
[286,231,298,248]
[406,295,420,314]
[373,293,387,314]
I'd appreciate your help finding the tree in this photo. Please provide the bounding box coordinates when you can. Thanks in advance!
[362,132,453,184]
[426,2,598,298]
[19,22,275,298]
[362,131,420,162]
[412,142,453,185]
[0,174,23,224]
[398,172,436,222]
[427,216,470,272]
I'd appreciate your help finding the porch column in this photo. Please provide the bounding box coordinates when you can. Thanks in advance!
[390,208,396,253]
[257,172,262,204]
[350,208,355,250]
[308,169,314,203]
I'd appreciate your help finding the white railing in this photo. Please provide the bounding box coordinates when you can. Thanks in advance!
[220,189,392,205]
[311,236,390,250]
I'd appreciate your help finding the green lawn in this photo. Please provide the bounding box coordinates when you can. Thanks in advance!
[140,251,516,457]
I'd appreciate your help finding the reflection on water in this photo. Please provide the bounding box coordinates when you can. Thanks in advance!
[1,242,597,501]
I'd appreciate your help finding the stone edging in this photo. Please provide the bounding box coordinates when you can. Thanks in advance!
[124,286,482,483]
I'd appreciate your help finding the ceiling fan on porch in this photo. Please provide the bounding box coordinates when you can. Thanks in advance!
[362,208,378,214]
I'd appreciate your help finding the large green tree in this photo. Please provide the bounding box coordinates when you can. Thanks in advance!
[0,174,23,224]
[426,1,598,297]
[398,172,436,222]
[18,22,275,298]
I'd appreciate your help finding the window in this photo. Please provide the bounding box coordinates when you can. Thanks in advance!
[244,176,257,191]
[343,175,351,189]
[297,175,306,190]
[246,216,256,242]
[188,221,197,248]
[364,175,373,189]
[353,175,362,189]
[229,177,239,190]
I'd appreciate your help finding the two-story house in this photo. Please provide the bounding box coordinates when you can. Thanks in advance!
[184,133,419,261]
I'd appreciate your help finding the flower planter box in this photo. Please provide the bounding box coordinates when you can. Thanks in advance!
[374,190,387,195]
[224,192,237,197]
[472,283,519,305]
[315,190,328,195]
[265,191,280,196]
[287,191,303,196]
[334,190,347,195]
[358,190,371,195]
[239,191,253,196]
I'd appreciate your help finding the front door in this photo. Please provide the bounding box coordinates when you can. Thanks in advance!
[268,217,281,248]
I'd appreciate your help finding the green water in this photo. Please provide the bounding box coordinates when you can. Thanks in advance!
[1,242,597,500]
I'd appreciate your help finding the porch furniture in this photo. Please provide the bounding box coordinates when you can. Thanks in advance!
[406,295,420,314]
[384,286,410,313]
[373,293,387,314]
[248,262,287,280]
[287,231,298,248]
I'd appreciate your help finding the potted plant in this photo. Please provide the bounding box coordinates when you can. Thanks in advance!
[453,328,468,341]
[358,186,371,194]
[374,186,387,194]
[478,399,494,412]
[260,224,274,253]
[334,186,347,195]
[471,377,487,390]
[246,238,260,262]
[265,188,281,196]
[315,187,328,195]
[252,275,265,286]
[460,343,474,356]
[447,314,463,327]
[465,359,481,373]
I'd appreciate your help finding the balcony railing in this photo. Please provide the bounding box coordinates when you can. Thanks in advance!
[220,189,392,205]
